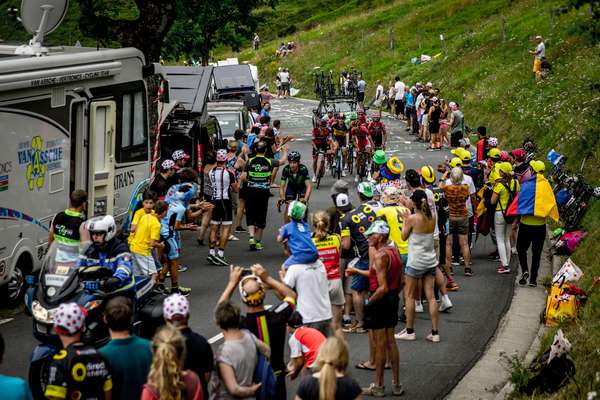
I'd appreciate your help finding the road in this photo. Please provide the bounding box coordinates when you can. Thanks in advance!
[0,98,514,399]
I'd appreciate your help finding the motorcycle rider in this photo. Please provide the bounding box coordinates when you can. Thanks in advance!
[79,215,134,294]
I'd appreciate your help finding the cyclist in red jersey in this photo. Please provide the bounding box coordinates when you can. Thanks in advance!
[368,114,387,150]
[352,120,373,153]
[312,120,335,181]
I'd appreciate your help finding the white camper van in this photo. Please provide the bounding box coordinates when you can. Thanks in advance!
[0,44,160,301]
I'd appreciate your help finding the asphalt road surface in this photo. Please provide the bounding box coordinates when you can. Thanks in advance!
[0,98,514,399]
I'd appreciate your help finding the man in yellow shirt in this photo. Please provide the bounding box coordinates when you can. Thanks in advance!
[130,201,168,283]
[128,190,156,246]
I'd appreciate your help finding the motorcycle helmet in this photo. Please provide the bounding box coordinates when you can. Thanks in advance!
[288,151,301,162]
[86,215,117,242]
[420,165,436,184]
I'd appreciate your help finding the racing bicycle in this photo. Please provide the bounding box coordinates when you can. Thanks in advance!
[355,149,371,182]
[331,146,343,180]
[315,148,327,189]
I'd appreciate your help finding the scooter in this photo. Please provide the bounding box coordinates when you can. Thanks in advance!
[24,241,165,399]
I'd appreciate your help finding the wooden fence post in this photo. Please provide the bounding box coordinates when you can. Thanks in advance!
[549,8,555,33]
[388,27,393,50]
[361,31,365,49]
[499,15,506,42]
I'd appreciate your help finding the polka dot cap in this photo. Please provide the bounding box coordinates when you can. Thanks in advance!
[163,293,190,320]
[54,302,85,334]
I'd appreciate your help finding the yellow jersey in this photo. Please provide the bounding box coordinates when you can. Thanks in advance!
[130,213,161,256]
[377,206,409,254]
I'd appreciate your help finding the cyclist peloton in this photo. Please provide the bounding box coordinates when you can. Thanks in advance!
[311,119,335,183]
[279,151,312,222]
[351,117,374,181]
[331,113,350,177]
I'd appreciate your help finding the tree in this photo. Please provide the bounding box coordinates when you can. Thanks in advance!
[78,0,177,63]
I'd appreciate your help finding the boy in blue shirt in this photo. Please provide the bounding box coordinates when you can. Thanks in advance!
[277,201,319,268]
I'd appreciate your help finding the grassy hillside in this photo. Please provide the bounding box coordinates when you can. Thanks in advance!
[223,0,600,398]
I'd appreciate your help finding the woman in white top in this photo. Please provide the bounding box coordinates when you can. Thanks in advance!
[395,190,440,343]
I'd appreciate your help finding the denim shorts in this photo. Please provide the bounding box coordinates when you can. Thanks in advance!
[405,266,436,278]
[351,259,370,292]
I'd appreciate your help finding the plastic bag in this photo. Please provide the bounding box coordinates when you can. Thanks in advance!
[544,284,577,326]
[554,230,587,255]
[549,329,572,363]
[552,258,583,285]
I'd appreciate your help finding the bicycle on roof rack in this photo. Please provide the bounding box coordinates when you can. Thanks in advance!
[312,68,363,127]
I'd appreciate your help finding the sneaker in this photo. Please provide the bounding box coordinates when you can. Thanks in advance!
[519,272,529,286]
[439,298,453,313]
[207,253,217,264]
[311,176,317,183]
[254,242,263,251]
[451,259,460,267]
[342,317,352,327]
[487,251,500,261]
[249,238,256,251]
[415,302,424,313]
[497,266,511,274]
[464,267,473,277]
[446,282,459,291]
[362,383,385,397]
[426,332,441,343]
[171,286,191,296]
[392,383,404,396]
[234,226,246,233]
[228,234,239,241]
[528,281,537,288]
[178,264,188,273]
[213,254,229,266]
[395,328,416,341]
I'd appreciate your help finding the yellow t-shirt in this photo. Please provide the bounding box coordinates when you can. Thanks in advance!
[521,215,546,226]
[130,213,161,256]
[493,180,520,211]
[377,206,409,255]
[128,208,154,244]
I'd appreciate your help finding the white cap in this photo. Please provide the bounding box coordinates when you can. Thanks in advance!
[54,302,86,335]
[364,220,390,236]
[163,293,190,320]
[335,193,351,210]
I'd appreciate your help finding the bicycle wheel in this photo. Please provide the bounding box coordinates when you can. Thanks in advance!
[336,151,342,180]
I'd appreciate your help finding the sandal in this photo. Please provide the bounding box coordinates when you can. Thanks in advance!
[355,361,376,371]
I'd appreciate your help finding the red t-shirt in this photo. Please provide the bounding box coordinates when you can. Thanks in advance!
[312,234,341,280]
[289,327,326,368]
[368,246,403,293]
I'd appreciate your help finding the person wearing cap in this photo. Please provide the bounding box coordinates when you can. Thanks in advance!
[329,114,349,177]
[351,119,374,181]
[448,150,478,252]
[439,168,472,277]
[45,303,112,400]
[130,199,168,283]
[163,293,214,396]
[172,149,191,171]
[212,301,268,398]
[206,149,239,266]
[311,120,334,183]
[357,220,404,397]
[218,264,296,398]
[490,162,520,274]
[369,150,388,183]
[286,311,327,380]
[376,186,410,264]
[511,148,531,183]
[516,160,550,287]
[151,159,177,200]
[529,35,545,81]
[279,151,312,223]
[0,332,33,400]
[278,201,320,268]
[404,86,415,133]
[395,190,440,342]
[339,184,378,333]
[100,297,152,400]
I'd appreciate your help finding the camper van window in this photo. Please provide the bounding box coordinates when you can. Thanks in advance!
[117,91,148,163]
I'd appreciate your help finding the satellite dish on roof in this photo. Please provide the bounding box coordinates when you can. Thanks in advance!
[14,0,69,56]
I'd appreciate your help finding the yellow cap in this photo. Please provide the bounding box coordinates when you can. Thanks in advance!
[449,157,463,168]
[529,160,546,173]
[420,165,436,184]
[497,162,513,176]
[488,148,501,160]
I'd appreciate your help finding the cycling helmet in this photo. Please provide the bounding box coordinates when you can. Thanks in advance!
[488,148,502,160]
[161,159,175,170]
[86,215,117,242]
[420,165,436,184]
[487,137,498,147]
[288,151,301,162]
[500,151,510,161]
[594,187,600,198]
[287,200,307,220]
[449,157,463,168]
[216,149,227,162]
[372,150,387,165]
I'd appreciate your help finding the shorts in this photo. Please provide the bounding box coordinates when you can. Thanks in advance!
[164,236,180,261]
[363,291,399,330]
[285,187,306,201]
[434,238,440,259]
[211,199,233,225]
[371,134,383,148]
[334,136,347,147]
[230,190,239,209]
[394,99,404,115]
[281,82,290,91]
[350,258,369,292]
[245,187,270,229]
[132,253,157,275]
[305,319,331,337]
[328,279,345,306]
[357,92,365,102]
[238,183,247,201]
[533,58,542,73]
[312,143,329,156]
[405,266,436,278]
[449,217,469,235]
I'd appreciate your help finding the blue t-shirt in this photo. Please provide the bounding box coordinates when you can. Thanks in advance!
[247,133,258,151]
[160,202,186,237]
[260,109,270,118]
[165,183,198,207]
[0,375,32,400]
[357,80,366,93]
[280,221,319,267]
[405,92,414,107]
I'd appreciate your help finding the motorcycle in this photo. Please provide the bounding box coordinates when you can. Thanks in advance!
[25,241,165,399]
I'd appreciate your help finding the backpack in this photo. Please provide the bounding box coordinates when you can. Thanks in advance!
[553,230,587,255]
[253,351,277,400]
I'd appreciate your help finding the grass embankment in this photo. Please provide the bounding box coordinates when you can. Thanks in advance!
[221,0,600,398]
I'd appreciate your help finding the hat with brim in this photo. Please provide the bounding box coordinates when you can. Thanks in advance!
[364,220,390,237]
[529,160,546,173]
[373,150,387,165]
[449,157,463,168]
[357,182,374,198]
[335,193,353,212]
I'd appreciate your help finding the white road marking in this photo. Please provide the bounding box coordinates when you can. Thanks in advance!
[0,318,14,325]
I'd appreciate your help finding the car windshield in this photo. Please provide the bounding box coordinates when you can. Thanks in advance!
[212,112,241,137]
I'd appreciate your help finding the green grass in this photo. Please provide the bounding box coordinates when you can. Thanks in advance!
[220,0,600,398]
